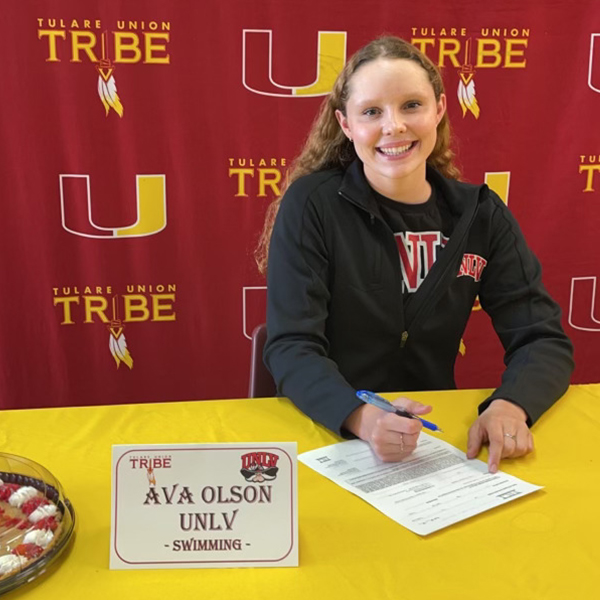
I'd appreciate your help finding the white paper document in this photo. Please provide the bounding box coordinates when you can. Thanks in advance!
[299,435,542,535]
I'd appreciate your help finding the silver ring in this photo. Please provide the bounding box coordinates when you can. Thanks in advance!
[504,433,517,440]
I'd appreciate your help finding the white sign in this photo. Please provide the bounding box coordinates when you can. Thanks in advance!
[110,443,298,568]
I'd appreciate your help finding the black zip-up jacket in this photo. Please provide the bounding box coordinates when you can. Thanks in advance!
[265,160,574,436]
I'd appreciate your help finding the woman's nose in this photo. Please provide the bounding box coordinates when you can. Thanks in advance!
[383,110,407,135]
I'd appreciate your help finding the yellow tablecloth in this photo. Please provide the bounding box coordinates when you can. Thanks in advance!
[1,386,598,599]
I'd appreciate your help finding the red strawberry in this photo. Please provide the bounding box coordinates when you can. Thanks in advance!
[21,497,48,516]
[33,516,58,531]
[12,544,44,559]
[0,484,21,501]
[2,517,28,529]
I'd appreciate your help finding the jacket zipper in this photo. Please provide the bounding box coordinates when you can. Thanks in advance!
[339,190,407,345]
[339,186,486,350]
[401,189,485,344]
[400,331,409,347]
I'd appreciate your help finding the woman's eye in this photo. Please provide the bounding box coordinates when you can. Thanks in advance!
[363,108,380,117]
[404,101,421,110]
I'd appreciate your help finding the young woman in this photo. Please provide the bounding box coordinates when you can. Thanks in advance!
[256,36,574,473]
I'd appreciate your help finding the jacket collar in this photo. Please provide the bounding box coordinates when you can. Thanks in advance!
[338,158,486,216]
[338,159,379,215]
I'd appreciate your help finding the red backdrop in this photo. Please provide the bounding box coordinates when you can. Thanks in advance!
[1,0,599,409]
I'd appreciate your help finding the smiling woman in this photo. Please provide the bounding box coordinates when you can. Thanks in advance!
[257,36,573,473]
[335,58,446,203]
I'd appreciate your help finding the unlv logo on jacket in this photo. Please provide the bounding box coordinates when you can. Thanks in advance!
[395,232,488,293]
[395,231,449,293]
[242,29,346,97]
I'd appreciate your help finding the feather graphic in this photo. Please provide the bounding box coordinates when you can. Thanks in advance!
[108,299,133,370]
[109,326,133,369]
[457,74,480,119]
[97,72,124,117]
[147,468,156,486]
[96,31,124,117]
[457,38,480,119]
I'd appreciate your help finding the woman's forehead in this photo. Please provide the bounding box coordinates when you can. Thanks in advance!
[347,58,433,102]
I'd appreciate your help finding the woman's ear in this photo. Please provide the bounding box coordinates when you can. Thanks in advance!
[436,94,447,125]
[335,109,352,140]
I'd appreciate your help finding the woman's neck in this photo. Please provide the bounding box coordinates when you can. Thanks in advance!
[365,164,431,204]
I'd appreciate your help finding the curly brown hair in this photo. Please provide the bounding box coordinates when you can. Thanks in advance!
[255,35,461,274]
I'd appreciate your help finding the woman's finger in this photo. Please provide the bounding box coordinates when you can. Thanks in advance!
[391,397,433,415]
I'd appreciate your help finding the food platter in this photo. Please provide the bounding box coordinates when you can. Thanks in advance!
[0,453,75,595]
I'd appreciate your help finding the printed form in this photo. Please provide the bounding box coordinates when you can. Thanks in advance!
[299,435,542,535]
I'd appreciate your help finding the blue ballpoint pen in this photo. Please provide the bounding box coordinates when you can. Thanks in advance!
[356,390,443,432]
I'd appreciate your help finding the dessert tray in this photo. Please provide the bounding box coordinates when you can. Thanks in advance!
[0,453,75,595]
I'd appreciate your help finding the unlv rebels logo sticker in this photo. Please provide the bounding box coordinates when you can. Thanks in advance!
[240,452,279,483]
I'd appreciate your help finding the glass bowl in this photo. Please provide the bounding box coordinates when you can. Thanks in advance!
[0,453,75,595]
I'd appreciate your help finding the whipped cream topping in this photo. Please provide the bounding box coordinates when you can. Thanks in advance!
[8,486,39,508]
[28,504,57,523]
[24,528,54,548]
[0,554,27,575]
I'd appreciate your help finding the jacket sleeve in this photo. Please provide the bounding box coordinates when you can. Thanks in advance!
[263,181,363,435]
[478,193,574,425]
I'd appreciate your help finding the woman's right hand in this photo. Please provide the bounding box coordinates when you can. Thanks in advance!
[343,398,433,462]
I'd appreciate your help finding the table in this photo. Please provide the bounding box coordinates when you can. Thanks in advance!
[1,386,598,599]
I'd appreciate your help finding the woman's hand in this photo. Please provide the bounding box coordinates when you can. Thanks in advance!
[467,399,533,473]
[343,398,433,462]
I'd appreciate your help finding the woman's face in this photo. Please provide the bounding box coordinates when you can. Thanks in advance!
[336,58,446,199]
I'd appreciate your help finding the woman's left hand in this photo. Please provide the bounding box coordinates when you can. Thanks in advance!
[466,399,533,473]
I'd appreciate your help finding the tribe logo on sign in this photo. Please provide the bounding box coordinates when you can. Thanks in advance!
[129,455,173,487]
[60,174,167,238]
[410,26,530,119]
[241,28,529,119]
[228,158,288,199]
[579,155,600,193]
[240,452,279,483]
[37,18,171,117]
[52,284,176,369]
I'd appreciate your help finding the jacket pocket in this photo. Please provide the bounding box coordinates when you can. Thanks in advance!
[338,244,384,291]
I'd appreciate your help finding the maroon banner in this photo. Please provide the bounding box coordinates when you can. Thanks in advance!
[0,0,599,409]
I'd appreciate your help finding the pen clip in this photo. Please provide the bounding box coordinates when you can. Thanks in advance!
[356,390,396,412]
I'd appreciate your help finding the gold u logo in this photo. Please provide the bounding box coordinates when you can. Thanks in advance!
[484,171,510,205]
[59,174,167,238]
[569,277,600,332]
[242,29,346,97]
[588,34,600,93]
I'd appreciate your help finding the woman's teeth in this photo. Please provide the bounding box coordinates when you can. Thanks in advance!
[378,142,415,156]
